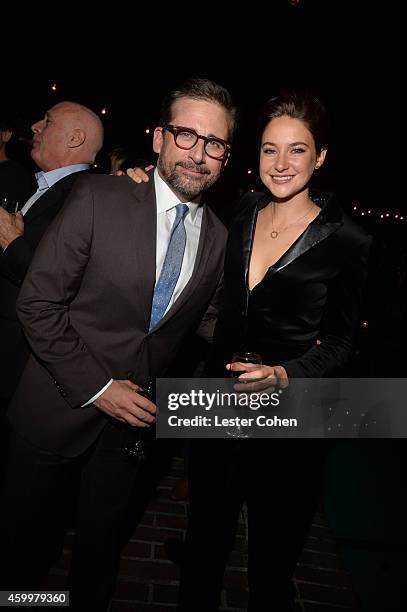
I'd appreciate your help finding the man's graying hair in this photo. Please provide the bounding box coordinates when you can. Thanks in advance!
[159,78,237,142]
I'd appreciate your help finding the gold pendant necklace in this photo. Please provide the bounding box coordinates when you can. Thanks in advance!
[270,202,314,239]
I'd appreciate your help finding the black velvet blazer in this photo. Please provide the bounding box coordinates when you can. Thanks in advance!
[212,190,372,378]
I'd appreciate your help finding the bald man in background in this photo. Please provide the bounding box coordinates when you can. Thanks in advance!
[0,101,104,412]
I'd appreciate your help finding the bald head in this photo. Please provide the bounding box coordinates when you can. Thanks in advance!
[31,101,104,171]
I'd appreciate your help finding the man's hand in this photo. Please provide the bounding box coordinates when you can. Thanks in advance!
[0,209,24,249]
[93,379,156,427]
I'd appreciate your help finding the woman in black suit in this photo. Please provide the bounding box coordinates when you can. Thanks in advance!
[178,91,372,612]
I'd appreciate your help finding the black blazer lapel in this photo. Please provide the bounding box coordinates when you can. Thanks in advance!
[272,193,343,272]
[240,191,344,278]
[24,171,89,223]
[241,204,259,287]
[272,217,342,273]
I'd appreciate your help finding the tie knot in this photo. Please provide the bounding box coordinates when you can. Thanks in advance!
[175,203,189,221]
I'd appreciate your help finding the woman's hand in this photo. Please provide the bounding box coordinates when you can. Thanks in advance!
[126,165,154,183]
[226,362,288,392]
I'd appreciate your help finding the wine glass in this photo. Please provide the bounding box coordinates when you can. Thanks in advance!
[227,351,262,438]
[230,351,262,379]
[0,197,19,214]
[121,376,156,461]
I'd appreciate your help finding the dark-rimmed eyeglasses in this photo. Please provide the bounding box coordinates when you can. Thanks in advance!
[162,124,230,160]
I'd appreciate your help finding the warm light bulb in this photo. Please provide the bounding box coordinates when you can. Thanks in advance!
[362,321,368,328]
[101,107,107,115]
[247,170,252,174]
[145,128,150,134]
[51,83,57,92]
[353,206,357,210]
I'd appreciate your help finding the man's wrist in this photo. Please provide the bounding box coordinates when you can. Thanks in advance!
[82,379,114,407]
[1,235,18,251]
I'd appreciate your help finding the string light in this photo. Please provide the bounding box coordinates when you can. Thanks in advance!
[101,107,107,115]
[51,83,57,92]
[145,128,150,134]
[247,170,252,174]
[350,203,406,222]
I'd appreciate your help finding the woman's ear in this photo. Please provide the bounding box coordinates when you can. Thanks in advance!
[315,148,327,169]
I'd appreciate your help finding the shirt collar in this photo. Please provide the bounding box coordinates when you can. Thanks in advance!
[35,164,89,190]
[153,168,200,222]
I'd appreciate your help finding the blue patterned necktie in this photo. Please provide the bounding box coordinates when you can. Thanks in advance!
[149,203,189,330]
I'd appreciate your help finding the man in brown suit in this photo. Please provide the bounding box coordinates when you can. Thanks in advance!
[0,79,236,611]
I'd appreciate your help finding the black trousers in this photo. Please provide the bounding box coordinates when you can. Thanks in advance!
[0,421,159,612]
[178,439,328,612]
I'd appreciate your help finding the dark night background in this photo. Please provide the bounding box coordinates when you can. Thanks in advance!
[3,2,405,361]
[1,5,407,609]
[3,0,403,219]
[4,2,404,371]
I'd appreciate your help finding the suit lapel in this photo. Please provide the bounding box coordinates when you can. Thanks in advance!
[128,177,157,331]
[24,171,88,223]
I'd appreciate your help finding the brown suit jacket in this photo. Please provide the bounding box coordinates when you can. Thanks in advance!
[9,172,226,456]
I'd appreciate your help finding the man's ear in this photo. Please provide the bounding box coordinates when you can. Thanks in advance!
[0,129,12,144]
[68,128,86,149]
[153,128,164,154]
